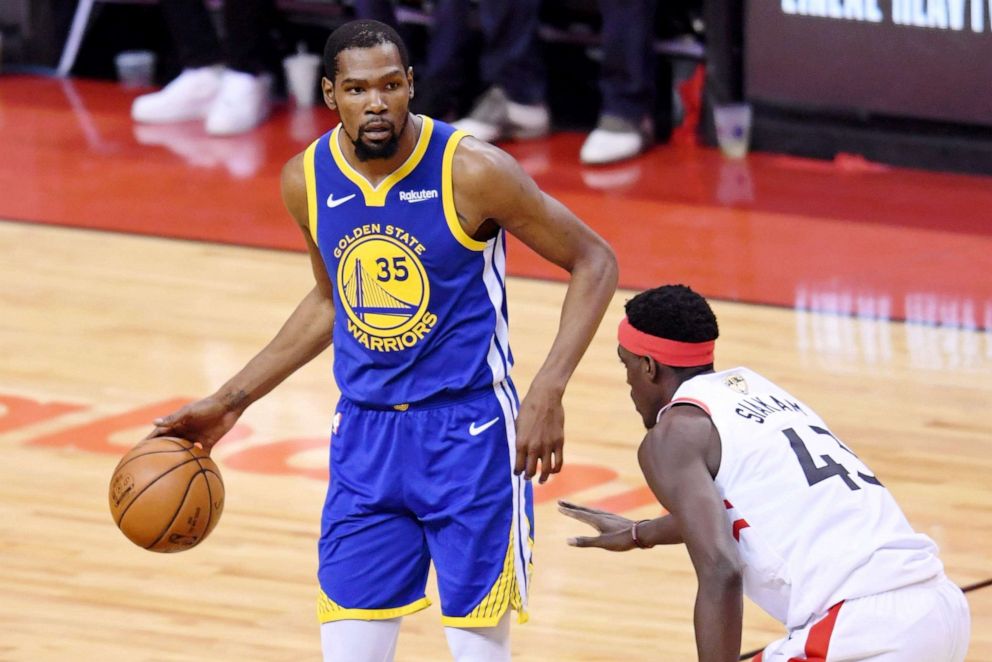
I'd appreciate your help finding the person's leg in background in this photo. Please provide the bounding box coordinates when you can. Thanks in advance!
[132,0,276,135]
[206,0,277,135]
[131,0,225,124]
[352,0,474,119]
[413,0,474,119]
[699,0,744,146]
[164,0,223,69]
[352,0,401,30]
[478,0,545,109]
[453,0,549,142]
[580,0,657,165]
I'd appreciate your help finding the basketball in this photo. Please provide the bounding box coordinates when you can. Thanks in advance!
[109,437,225,553]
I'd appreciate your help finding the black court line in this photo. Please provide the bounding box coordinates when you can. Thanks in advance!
[961,577,992,593]
[739,577,992,660]
[4,217,991,333]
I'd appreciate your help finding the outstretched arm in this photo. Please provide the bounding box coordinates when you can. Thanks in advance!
[639,406,743,662]
[559,501,684,551]
[149,153,336,451]
[453,138,619,483]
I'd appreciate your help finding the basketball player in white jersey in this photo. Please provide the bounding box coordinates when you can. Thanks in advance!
[559,285,971,661]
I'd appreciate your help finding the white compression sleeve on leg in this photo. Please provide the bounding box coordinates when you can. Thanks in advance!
[321,617,402,662]
[444,612,511,662]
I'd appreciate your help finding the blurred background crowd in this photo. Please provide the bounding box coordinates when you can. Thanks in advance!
[1,0,989,174]
[0,0,740,165]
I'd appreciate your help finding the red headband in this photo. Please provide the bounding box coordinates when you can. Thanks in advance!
[617,317,715,367]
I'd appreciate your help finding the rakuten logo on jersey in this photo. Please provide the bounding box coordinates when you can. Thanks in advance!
[399,189,439,203]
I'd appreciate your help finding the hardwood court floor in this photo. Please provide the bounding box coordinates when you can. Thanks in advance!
[1,221,989,660]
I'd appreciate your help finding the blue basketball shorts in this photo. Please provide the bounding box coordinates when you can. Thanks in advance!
[316,381,534,627]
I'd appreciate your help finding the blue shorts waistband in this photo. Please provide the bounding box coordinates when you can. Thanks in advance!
[341,383,501,412]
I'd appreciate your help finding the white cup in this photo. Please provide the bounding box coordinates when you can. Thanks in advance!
[714,103,753,159]
[283,48,322,108]
[114,50,156,88]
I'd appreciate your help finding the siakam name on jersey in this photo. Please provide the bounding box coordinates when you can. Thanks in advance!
[735,395,807,424]
[399,189,439,203]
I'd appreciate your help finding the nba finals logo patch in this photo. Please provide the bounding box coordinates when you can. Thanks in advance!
[724,374,749,394]
[334,225,437,352]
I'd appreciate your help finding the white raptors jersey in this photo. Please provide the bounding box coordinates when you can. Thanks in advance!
[663,367,943,630]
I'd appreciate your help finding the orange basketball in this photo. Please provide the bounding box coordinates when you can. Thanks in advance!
[109,437,225,553]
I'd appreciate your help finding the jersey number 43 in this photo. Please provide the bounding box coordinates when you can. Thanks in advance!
[784,425,883,491]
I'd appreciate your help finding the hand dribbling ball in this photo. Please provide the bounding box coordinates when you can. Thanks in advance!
[109,437,224,552]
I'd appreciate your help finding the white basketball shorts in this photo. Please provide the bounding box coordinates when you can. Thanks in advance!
[753,574,970,662]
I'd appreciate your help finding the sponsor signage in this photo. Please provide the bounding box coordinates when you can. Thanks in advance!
[746,0,992,126]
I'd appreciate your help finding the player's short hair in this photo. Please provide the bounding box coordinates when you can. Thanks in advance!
[323,19,410,82]
[625,284,719,343]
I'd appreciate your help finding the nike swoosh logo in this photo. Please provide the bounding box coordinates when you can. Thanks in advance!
[469,417,500,436]
[326,193,356,208]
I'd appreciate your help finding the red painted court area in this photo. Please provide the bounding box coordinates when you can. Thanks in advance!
[2,75,991,327]
[1,391,657,514]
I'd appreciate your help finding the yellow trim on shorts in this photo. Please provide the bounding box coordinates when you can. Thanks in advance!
[317,590,431,623]
[303,138,319,245]
[442,609,529,628]
[440,529,529,627]
[441,130,488,252]
[328,116,433,207]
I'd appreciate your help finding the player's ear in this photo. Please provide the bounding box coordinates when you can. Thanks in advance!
[322,77,337,110]
[407,66,415,99]
[643,355,659,381]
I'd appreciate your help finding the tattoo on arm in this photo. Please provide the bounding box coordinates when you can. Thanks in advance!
[223,390,249,412]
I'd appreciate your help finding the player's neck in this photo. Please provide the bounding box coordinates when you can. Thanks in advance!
[339,113,419,186]
[663,365,715,400]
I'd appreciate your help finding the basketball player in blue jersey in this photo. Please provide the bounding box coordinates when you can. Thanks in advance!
[147,19,618,662]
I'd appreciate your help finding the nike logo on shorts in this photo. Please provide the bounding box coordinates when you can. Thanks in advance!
[469,417,500,436]
[326,193,356,208]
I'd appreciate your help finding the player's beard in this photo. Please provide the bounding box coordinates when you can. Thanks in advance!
[352,114,407,162]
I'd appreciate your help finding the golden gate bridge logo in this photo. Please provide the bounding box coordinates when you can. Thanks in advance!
[343,259,418,324]
[336,234,431,342]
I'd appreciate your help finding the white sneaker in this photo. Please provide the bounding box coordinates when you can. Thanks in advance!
[452,86,549,143]
[580,115,654,165]
[205,70,272,136]
[131,66,223,124]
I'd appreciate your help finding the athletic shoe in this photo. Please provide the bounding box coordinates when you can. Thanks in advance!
[452,86,550,142]
[579,115,654,165]
[205,70,272,136]
[131,66,223,124]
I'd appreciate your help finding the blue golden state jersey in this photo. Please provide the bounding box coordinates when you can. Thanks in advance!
[302,116,514,406]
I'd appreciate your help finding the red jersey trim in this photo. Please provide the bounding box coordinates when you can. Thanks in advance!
[732,519,751,541]
[668,397,712,416]
[788,601,844,661]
